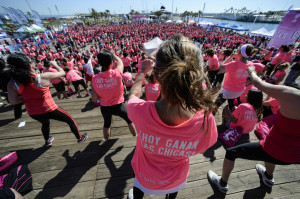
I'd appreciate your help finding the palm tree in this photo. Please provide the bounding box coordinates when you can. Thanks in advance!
[105,9,110,18]
[155,11,163,19]
[91,8,98,22]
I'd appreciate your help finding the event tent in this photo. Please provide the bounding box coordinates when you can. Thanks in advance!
[198,20,214,26]
[249,28,276,37]
[227,24,249,31]
[165,20,173,23]
[188,19,196,25]
[29,24,46,32]
[143,37,163,56]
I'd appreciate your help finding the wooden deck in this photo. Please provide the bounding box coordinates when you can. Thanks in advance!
[0,88,299,199]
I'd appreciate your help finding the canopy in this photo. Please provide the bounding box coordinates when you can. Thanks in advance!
[198,20,214,27]
[176,20,183,24]
[165,20,173,23]
[143,37,163,56]
[216,23,249,31]
[29,24,46,32]
[228,24,249,31]
[249,28,275,37]
[16,26,35,33]
[188,19,196,25]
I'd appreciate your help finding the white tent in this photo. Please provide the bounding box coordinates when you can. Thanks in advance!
[16,26,33,32]
[188,19,196,25]
[166,20,173,23]
[176,20,183,24]
[198,20,214,27]
[250,28,275,37]
[29,24,42,30]
[143,37,163,56]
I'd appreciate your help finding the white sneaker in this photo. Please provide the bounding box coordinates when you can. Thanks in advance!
[256,164,274,187]
[207,170,228,193]
[127,188,133,199]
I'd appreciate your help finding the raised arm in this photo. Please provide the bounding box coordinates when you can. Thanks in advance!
[128,59,154,101]
[113,53,124,72]
[41,61,65,80]
[247,66,300,119]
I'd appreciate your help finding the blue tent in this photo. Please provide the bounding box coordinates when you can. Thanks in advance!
[227,24,249,31]
[216,23,230,28]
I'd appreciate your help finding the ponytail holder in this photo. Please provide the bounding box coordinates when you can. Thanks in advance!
[240,44,250,59]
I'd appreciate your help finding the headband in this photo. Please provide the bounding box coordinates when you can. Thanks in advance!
[240,44,250,59]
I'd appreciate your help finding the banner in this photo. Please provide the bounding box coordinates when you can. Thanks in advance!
[267,9,300,49]
[32,10,42,23]
[17,9,29,23]
[2,6,17,23]
[9,7,24,24]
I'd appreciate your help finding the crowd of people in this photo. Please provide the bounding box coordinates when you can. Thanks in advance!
[0,23,299,198]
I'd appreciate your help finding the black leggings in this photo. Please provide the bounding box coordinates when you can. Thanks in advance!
[100,103,132,128]
[72,79,87,92]
[225,142,295,165]
[215,93,236,112]
[133,187,178,199]
[30,107,81,141]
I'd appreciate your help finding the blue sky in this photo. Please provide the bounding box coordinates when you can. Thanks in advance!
[0,0,299,15]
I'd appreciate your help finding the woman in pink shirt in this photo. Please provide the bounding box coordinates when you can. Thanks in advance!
[63,67,88,98]
[222,89,263,134]
[267,62,289,85]
[43,59,68,100]
[265,45,289,76]
[121,52,132,73]
[208,66,300,194]
[91,51,137,140]
[127,35,217,199]
[206,48,220,84]
[145,72,160,101]
[215,44,258,112]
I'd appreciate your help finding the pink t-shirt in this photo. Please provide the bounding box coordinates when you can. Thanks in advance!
[67,61,74,70]
[37,63,44,70]
[145,83,160,101]
[121,57,132,67]
[122,72,134,87]
[43,68,62,84]
[208,55,220,71]
[230,103,258,134]
[271,70,286,84]
[239,85,257,103]
[223,61,253,92]
[92,69,124,106]
[268,98,280,115]
[253,63,265,73]
[270,52,286,65]
[127,97,217,191]
[66,70,83,82]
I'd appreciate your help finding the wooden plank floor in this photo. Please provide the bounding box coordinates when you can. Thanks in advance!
[0,87,299,199]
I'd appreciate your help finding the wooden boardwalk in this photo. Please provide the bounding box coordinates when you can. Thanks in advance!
[0,88,299,199]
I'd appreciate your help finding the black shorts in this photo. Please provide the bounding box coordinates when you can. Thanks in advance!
[53,81,65,92]
[100,103,132,128]
[72,79,87,91]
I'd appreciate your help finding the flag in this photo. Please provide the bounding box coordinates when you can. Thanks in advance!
[17,9,29,23]
[9,7,24,24]
[2,6,17,23]
[32,10,42,23]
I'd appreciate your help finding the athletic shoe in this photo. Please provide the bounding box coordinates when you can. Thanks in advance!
[78,133,88,143]
[256,164,274,187]
[77,94,82,98]
[45,136,54,146]
[85,93,90,97]
[127,188,133,199]
[207,170,228,193]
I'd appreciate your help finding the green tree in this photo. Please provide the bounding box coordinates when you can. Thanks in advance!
[105,9,110,18]
[91,8,99,22]
[155,11,163,19]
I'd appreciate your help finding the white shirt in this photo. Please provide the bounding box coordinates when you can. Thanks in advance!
[83,60,94,75]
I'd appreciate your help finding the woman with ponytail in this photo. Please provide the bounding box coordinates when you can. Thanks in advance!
[7,53,87,146]
[126,34,218,199]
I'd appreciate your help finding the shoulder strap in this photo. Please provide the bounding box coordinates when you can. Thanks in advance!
[37,74,42,87]
[12,80,20,90]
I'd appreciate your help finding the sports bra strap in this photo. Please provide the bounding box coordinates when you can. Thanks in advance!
[13,80,20,90]
[37,74,42,87]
